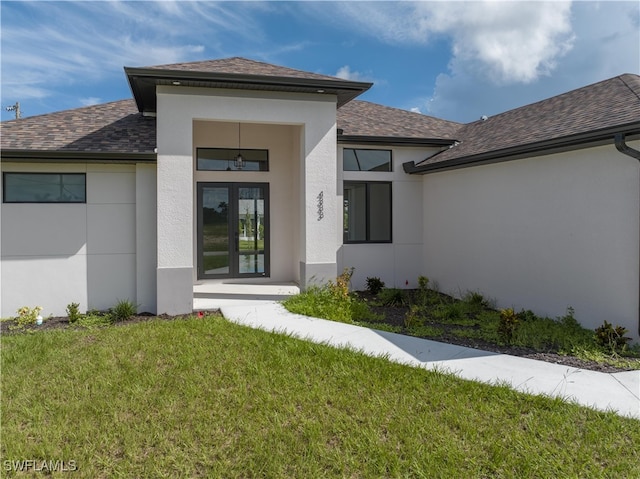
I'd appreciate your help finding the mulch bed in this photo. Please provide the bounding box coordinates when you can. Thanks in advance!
[354,291,633,374]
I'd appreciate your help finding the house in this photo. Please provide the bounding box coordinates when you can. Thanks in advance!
[1,57,639,341]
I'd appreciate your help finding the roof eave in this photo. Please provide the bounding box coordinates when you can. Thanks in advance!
[0,150,157,163]
[403,123,640,175]
[125,66,373,112]
[338,135,456,147]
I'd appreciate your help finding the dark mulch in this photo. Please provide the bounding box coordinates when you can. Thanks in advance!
[0,311,219,335]
[354,291,634,374]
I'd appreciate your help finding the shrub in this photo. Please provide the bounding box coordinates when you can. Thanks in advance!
[595,321,631,354]
[110,299,137,322]
[378,288,406,307]
[14,306,43,328]
[418,276,429,291]
[66,302,83,324]
[498,308,519,343]
[365,277,385,296]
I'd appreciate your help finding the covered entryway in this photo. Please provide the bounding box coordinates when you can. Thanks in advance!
[197,182,269,279]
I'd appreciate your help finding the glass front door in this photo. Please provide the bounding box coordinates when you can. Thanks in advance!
[197,183,269,279]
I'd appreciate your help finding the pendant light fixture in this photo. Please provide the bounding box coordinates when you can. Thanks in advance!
[234,123,245,170]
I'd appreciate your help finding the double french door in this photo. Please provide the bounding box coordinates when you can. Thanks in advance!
[197,183,269,279]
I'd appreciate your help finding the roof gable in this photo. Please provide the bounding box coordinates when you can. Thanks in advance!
[126,56,372,112]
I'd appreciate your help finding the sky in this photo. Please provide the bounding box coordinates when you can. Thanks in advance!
[1,1,638,123]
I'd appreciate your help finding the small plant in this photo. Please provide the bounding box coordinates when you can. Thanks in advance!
[498,308,519,343]
[465,292,488,308]
[378,288,406,307]
[110,299,137,322]
[328,267,354,300]
[365,277,385,296]
[66,302,83,324]
[418,276,429,291]
[14,306,43,328]
[404,305,424,329]
[595,321,631,354]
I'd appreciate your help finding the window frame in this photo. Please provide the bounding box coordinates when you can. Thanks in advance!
[196,147,270,172]
[2,172,87,204]
[343,181,393,244]
[343,148,393,172]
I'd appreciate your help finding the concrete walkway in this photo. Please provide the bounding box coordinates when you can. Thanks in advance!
[194,298,640,419]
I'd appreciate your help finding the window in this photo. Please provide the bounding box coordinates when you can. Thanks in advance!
[3,173,86,203]
[343,148,392,172]
[343,182,392,243]
[197,148,269,171]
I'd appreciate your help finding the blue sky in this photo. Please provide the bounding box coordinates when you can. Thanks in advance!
[1,1,638,123]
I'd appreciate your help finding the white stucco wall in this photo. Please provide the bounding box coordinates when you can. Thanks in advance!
[422,143,640,341]
[1,162,157,317]
[338,145,438,290]
[156,86,338,312]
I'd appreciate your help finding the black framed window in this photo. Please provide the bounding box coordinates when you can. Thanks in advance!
[343,181,392,243]
[343,148,392,172]
[3,173,86,203]
[197,148,269,171]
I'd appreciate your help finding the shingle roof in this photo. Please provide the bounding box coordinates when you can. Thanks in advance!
[144,57,346,83]
[0,99,156,155]
[127,57,372,111]
[338,100,462,140]
[417,74,640,169]
[2,63,638,167]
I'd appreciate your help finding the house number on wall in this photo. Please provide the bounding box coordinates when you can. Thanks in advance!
[317,191,324,221]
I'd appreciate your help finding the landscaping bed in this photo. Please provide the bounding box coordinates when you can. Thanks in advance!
[282,272,640,373]
[354,291,631,373]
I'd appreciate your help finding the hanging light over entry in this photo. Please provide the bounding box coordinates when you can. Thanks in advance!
[235,123,245,170]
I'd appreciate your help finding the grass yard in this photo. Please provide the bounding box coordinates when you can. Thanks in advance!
[1,315,639,478]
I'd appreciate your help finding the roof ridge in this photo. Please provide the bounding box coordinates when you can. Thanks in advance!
[618,73,640,103]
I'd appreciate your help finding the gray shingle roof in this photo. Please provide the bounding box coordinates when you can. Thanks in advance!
[338,100,462,140]
[0,99,156,155]
[144,57,346,83]
[418,74,640,168]
[2,59,638,167]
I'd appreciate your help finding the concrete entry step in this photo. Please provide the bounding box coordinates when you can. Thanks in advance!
[193,282,300,308]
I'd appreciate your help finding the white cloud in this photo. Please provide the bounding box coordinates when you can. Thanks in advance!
[325,1,574,84]
[335,66,364,81]
[424,1,640,122]
[80,97,101,107]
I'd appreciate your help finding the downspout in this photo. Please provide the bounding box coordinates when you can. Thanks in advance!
[615,133,640,336]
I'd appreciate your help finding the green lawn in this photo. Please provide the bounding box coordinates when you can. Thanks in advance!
[2,316,639,478]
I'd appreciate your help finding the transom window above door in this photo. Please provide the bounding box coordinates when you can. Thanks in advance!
[197,148,269,171]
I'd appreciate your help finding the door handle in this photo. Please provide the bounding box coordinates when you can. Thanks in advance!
[235,231,239,252]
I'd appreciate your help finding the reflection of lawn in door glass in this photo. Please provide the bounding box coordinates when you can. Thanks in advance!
[239,239,265,251]
[203,254,229,271]
[203,224,228,251]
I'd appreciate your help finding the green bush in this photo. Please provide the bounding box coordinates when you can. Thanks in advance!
[110,299,137,323]
[498,308,519,343]
[365,276,385,296]
[66,302,83,324]
[378,288,406,307]
[595,321,631,354]
[283,269,379,324]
